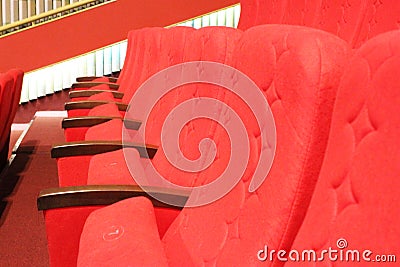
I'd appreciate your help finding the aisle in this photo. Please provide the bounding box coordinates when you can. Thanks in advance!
[0,113,65,266]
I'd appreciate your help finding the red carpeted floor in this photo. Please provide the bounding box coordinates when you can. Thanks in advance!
[9,128,25,158]
[0,115,65,266]
[13,90,70,124]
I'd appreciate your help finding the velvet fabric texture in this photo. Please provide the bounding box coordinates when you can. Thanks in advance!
[77,25,349,266]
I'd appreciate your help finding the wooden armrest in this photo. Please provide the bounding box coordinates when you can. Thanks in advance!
[108,77,118,83]
[51,141,157,158]
[71,82,119,89]
[64,101,128,111]
[37,185,190,210]
[62,116,141,129]
[76,76,118,83]
[69,90,124,99]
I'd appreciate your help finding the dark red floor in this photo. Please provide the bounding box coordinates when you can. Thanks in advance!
[14,89,70,124]
[0,116,65,266]
[1,97,67,266]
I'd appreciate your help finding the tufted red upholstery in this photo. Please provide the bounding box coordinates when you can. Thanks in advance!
[238,0,400,48]
[64,27,195,139]
[77,25,349,266]
[86,26,243,181]
[65,0,400,142]
[286,30,400,267]
[46,26,243,267]
[55,23,243,244]
[66,29,140,117]
[46,2,400,266]
[57,26,240,187]
[58,26,196,185]
[58,26,157,185]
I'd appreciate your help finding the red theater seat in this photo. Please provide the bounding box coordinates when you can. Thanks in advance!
[40,26,243,267]
[38,1,400,266]
[76,28,400,267]
[0,73,13,167]
[76,25,349,266]
[65,29,150,117]
[63,27,196,141]
[286,30,400,267]
[0,69,24,168]
[238,0,400,48]
[67,27,154,102]
[39,25,349,267]
[63,0,400,143]
[56,26,241,186]
[62,0,400,143]
[63,28,151,140]
[3,69,24,136]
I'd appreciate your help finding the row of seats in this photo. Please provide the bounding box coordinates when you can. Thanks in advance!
[37,0,400,266]
[0,69,24,170]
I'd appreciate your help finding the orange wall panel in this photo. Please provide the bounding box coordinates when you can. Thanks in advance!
[0,0,238,72]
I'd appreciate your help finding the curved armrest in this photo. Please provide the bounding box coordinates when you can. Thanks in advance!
[69,90,124,99]
[37,185,189,210]
[64,101,128,111]
[76,76,118,83]
[51,141,157,159]
[71,82,119,89]
[62,116,141,129]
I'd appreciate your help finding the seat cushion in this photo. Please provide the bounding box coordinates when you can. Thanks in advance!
[88,102,121,117]
[78,197,168,267]
[58,155,92,186]
[85,119,123,141]
[64,103,122,142]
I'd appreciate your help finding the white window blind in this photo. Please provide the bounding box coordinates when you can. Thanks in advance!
[19,4,241,103]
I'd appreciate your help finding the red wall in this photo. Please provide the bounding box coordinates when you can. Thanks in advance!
[0,0,238,72]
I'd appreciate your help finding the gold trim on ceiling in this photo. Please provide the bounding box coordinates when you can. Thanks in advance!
[0,0,116,38]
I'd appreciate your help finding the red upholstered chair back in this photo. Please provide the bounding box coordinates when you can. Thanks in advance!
[287,30,400,266]
[88,26,243,187]
[134,26,243,187]
[112,30,137,87]
[76,25,352,266]
[88,29,144,88]
[117,27,163,96]
[121,26,196,103]
[46,27,244,267]
[161,25,349,266]
[238,0,400,48]
[237,0,260,31]
[0,72,15,149]
[5,69,24,131]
